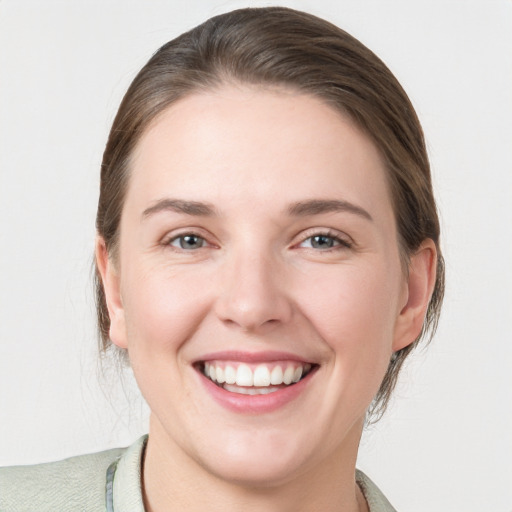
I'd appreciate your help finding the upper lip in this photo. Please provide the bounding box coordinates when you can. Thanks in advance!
[195,350,315,364]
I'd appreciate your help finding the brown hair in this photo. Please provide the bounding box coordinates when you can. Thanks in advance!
[95,6,444,419]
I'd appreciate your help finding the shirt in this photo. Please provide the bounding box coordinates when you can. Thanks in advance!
[0,435,397,511]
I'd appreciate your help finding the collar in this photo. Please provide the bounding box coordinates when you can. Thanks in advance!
[105,435,396,512]
[106,435,147,512]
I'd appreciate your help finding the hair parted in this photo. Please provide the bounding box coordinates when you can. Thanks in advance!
[95,6,444,420]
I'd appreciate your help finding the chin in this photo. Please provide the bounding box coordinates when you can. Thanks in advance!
[199,449,310,488]
[187,426,323,488]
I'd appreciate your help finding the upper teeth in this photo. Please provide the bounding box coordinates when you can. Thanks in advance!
[203,362,312,387]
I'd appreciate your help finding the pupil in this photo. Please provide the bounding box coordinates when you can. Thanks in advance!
[181,235,202,249]
[312,235,333,248]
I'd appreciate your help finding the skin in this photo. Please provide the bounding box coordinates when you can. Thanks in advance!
[97,85,436,512]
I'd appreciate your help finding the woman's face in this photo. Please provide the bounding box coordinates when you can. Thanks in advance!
[101,85,423,486]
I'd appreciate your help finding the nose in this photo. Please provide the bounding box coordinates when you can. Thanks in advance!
[214,248,293,333]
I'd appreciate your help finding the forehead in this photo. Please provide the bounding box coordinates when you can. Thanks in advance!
[127,85,393,222]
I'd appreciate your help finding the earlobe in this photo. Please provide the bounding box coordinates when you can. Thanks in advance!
[95,237,128,349]
[393,239,437,352]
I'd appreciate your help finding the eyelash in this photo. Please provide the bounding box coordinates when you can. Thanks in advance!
[162,229,352,253]
[296,230,353,252]
[163,231,211,251]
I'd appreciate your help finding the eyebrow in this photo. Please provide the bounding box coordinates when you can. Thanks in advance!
[141,197,373,222]
[142,199,217,219]
[287,199,373,221]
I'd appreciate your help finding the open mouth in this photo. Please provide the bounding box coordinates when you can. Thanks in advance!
[197,361,317,395]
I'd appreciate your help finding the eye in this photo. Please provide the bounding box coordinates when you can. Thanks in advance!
[168,233,207,250]
[299,233,351,250]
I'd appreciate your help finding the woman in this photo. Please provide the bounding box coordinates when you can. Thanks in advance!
[1,7,443,512]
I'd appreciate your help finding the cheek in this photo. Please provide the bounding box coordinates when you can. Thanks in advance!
[298,262,402,388]
[302,263,400,340]
[120,262,210,356]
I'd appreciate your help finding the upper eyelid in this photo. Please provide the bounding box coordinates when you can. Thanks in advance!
[297,235,352,250]
[292,227,353,245]
[159,226,353,247]
[161,230,215,249]
[161,227,211,241]
[168,233,210,250]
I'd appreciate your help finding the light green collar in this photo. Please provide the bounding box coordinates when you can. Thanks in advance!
[106,435,147,512]
[106,435,396,512]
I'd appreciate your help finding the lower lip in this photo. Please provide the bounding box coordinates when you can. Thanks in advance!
[197,369,316,414]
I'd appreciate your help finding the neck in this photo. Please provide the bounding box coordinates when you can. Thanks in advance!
[142,415,368,512]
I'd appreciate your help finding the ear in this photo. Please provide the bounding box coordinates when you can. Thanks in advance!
[95,237,128,349]
[393,239,437,352]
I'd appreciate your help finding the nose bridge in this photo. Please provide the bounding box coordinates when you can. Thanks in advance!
[215,240,292,331]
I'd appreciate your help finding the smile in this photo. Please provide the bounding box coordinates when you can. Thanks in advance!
[201,361,315,395]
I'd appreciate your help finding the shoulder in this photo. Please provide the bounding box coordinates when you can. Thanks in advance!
[356,469,398,512]
[0,445,125,512]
